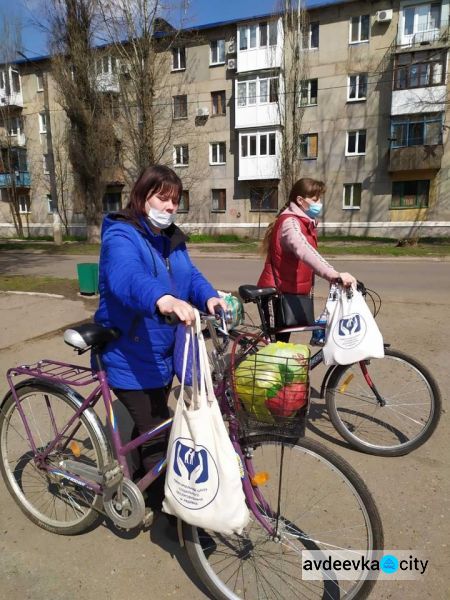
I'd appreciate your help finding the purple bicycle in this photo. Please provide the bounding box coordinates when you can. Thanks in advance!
[1,312,383,599]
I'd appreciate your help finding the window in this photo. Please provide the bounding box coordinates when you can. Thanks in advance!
[0,70,4,89]
[303,22,319,49]
[350,15,370,43]
[211,90,226,115]
[391,180,430,208]
[394,50,446,90]
[300,79,318,106]
[210,39,225,65]
[11,69,21,93]
[343,184,362,209]
[39,112,47,134]
[179,190,189,212]
[8,116,22,136]
[250,186,278,211]
[173,95,188,119]
[173,144,189,166]
[212,189,226,212]
[96,56,118,75]
[36,72,44,92]
[47,194,55,214]
[102,188,122,213]
[299,133,318,159]
[348,74,368,101]
[239,20,277,50]
[237,76,279,106]
[391,114,442,147]
[43,154,50,174]
[404,3,441,40]
[18,195,30,214]
[172,47,186,71]
[346,130,366,155]
[240,132,276,157]
[210,142,226,164]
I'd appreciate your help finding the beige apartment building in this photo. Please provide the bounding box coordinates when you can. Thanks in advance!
[1,0,450,238]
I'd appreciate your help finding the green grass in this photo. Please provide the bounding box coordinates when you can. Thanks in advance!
[0,275,80,298]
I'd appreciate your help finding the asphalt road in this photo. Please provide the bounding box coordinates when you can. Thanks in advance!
[0,253,449,600]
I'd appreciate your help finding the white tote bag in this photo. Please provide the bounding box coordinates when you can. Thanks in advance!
[163,309,250,535]
[323,286,385,366]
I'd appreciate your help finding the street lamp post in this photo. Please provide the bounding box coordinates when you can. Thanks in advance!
[18,52,62,245]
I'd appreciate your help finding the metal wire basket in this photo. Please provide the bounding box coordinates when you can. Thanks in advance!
[230,337,310,439]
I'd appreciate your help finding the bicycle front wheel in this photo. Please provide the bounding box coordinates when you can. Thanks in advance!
[0,382,107,535]
[183,436,383,600]
[326,348,441,456]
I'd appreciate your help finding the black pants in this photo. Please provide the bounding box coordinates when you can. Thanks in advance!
[113,386,170,475]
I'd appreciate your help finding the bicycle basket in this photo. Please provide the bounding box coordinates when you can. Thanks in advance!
[231,340,310,439]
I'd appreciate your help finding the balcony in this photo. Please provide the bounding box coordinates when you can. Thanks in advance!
[389,145,443,172]
[397,19,450,49]
[0,68,24,108]
[237,19,283,73]
[0,171,31,188]
[0,89,23,108]
[95,72,120,93]
[391,86,446,115]
[239,155,280,180]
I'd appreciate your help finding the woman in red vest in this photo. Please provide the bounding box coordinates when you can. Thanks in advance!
[258,177,356,341]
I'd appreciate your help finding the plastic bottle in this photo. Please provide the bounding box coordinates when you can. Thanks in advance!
[310,308,328,346]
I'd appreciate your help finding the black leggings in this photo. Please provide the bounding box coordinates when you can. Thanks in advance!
[113,386,171,475]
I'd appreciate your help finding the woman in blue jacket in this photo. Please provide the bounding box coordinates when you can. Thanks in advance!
[95,164,226,478]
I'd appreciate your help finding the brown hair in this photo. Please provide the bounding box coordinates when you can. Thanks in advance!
[262,178,326,253]
[122,164,182,226]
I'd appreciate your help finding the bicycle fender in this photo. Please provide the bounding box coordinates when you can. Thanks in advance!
[2,378,111,466]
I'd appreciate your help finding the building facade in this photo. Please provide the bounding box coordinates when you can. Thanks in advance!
[1,0,450,238]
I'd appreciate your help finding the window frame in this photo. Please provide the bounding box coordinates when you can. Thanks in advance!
[173,95,188,119]
[211,90,226,116]
[210,39,225,65]
[8,116,22,137]
[18,195,31,214]
[347,73,368,101]
[178,190,190,213]
[305,22,319,49]
[47,194,55,214]
[238,20,278,51]
[210,142,226,165]
[343,183,362,210]
[391,180,430,209]
[211,188,226,212]
[173,144,189,167]
[240,131,277,158]
[36,72,44,92]
[299,78,318,106]
[349,15,370,44]
[237,75,279,107]
[390,113,442,148]
[394,50,446,90]
[172,47,186,71]
[299,133,318,160]
[346,129,367,156]
[43,153,50,175]
[39,112,47,134]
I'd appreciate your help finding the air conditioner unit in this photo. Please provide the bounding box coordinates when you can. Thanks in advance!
[120,63,131,75]
[376,9,393,23]
[197,107,209,117]
[227,40,236,54]
[227,58,236,70]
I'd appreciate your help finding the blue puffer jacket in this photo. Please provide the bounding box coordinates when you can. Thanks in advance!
[94,214,218,389]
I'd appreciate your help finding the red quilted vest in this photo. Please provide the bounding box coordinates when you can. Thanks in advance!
[258,213,318,294]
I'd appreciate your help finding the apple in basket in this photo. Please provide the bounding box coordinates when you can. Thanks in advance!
[265,382,309,417]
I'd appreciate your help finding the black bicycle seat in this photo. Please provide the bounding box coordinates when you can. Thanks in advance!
[238,285,277,302]
[64,323,121,350]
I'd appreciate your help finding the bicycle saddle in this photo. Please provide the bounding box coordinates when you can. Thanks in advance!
[238,285,277,302]
[64,323,121,350]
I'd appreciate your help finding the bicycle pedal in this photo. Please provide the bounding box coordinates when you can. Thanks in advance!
[143,508,154,527]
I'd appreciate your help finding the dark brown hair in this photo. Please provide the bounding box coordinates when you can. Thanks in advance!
[123,164,182,225]
[262,178,326,253]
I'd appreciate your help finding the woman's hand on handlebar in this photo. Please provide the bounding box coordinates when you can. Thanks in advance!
[337,272,358,287]
[206,296,228,317]
[157,295,195,325]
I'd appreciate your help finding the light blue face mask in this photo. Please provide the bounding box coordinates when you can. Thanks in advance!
[305,202,323,218]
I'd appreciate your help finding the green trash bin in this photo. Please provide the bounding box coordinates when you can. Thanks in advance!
[77,263,99,295]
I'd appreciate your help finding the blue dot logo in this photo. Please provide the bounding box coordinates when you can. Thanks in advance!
[380,554,399,574]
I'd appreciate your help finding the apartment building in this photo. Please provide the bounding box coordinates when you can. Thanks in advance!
[1,0,449,238]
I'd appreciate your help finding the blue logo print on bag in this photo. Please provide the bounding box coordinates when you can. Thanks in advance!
[338,314,362,337]
[174,440,209,484]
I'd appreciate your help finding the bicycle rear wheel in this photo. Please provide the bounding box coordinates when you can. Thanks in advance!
[0,382,107,534]
[183,436,383,600]
[326,348,441,456]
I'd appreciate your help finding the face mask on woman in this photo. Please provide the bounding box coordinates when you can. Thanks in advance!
[305,202,323,219]
[147,207,176,229]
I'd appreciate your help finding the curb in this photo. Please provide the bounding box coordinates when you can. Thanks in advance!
[0,317,92,353]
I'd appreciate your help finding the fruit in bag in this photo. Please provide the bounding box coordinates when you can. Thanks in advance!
[265,382,309,417]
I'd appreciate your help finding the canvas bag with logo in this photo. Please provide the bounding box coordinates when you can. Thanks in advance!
[322,286,384,366]
[163,309,249,535]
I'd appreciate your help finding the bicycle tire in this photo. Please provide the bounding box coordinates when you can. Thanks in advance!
[326,348,441,457]
[0,381,108,535]
[182,435,383,600]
